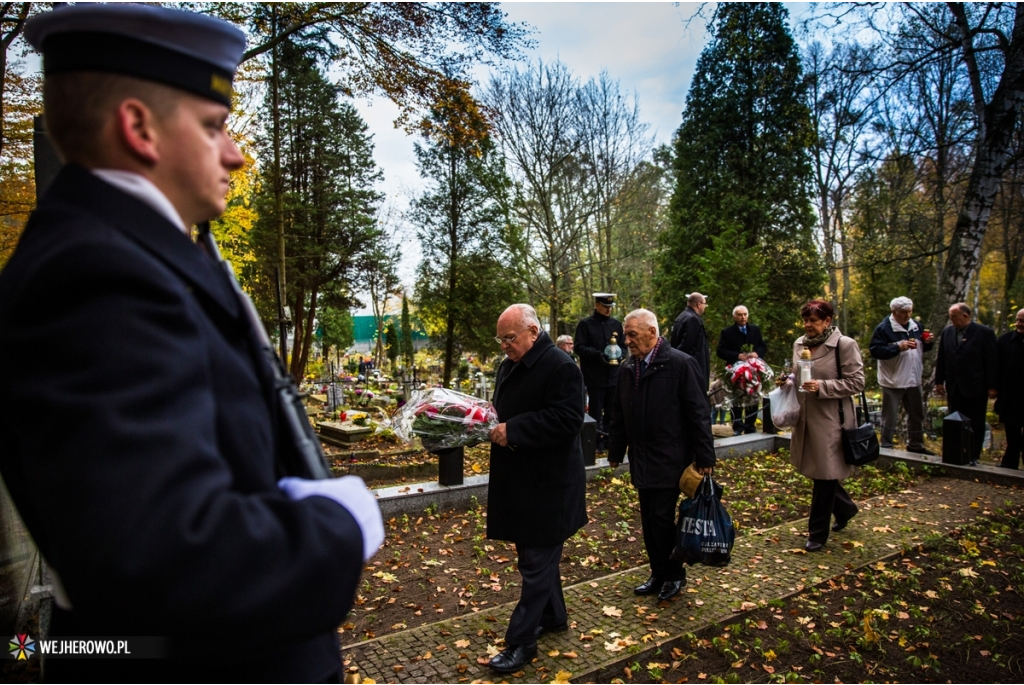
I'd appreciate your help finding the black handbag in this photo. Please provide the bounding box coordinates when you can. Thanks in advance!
[835,340,880,466]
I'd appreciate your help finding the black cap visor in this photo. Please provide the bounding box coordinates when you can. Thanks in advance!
[42,31,233,106]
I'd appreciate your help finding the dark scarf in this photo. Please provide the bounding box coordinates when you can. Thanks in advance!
[803,325,837,349]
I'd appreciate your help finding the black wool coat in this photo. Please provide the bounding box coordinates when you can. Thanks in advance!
[0,166,363,682]
[716,322,768,366]
[934,321,998,398]
[607,340,716,489]
[573,310,624,389]
[995,330,1024,422]
[670,307,710,390]
[488,332,588,546]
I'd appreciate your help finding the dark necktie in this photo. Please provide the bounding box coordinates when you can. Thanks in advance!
[740,326,747,335]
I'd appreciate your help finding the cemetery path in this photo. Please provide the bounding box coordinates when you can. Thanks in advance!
[341,477,1024,684]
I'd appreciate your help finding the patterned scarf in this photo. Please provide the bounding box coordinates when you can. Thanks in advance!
[803,325,837,349]
[635,337,663,389]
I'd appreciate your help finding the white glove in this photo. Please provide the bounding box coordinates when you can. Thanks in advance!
[277,476,384,561]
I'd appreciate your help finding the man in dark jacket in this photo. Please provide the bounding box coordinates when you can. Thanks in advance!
[716,305,768,435]
[995,308,1024,469]
[935,302,998,465]
[671,292,711,392]
[0,6,381,681]
[608,309,716,602]
[574,293,625,446]
[487,304,588,673]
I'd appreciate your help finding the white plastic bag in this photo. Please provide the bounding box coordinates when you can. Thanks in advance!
[768,380,800,429]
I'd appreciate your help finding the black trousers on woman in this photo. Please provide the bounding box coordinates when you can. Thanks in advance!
[808,479,858,544]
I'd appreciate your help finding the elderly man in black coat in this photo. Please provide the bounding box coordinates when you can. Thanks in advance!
[0,6,381,682]
[935,302,998,465]
[716,305,768,435]
[995,308,1024,469]
[487,304,588,673]
[608,309,716,602]
[671,292,711,392]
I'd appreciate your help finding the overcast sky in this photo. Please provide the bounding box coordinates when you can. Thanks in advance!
[346,2,809,314]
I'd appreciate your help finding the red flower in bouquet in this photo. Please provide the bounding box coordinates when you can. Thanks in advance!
[725,358,773,405]
[394,388,498,452]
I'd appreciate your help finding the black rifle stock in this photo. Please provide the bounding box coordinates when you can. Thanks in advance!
[197,222,330,480]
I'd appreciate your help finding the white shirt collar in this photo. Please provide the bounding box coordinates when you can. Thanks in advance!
[643,346,658,365]
[889,314,918,334]
[90,169,189,235]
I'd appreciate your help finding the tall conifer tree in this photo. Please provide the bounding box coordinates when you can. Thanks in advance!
[412,85,519,384]
[400,294,414,368]
[657,3,823,359]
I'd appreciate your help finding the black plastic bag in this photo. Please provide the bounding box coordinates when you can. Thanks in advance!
[671,474,734,567]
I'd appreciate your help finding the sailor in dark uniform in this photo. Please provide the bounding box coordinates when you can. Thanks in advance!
[0,5,382,681]
[574,293,625,448]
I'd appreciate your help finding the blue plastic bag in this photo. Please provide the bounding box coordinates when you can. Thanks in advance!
[671,474,734,567]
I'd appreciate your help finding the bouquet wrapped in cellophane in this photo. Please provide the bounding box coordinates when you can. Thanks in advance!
[724,357,774,407]
[393,388,498,452]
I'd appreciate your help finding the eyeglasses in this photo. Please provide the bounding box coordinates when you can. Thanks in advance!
[494,327,529,346]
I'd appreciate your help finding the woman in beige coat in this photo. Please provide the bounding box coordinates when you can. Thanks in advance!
[789,300,864,552]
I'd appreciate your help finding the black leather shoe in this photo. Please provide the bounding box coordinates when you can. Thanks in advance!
[488,643,537,673]
[906,446,935,456]
[805,541,825,552]
[634,576,663,595]
[535,623,569,637]
[832,516,852,532]
[657,580,683,601]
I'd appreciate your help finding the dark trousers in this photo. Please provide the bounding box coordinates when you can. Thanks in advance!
[587,385,609,430]
[808,479,858,544]
[1003,420,1024,469]
[880,385,925,449]
[637,488,684,582]
[948,389,989,462]
[732,401,758,434]
[506,543,566,646]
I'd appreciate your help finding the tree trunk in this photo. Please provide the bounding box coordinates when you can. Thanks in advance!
[271,8,288,365]
[935,3,1024,328]
[289,289,305,380]
[296,286,318,378]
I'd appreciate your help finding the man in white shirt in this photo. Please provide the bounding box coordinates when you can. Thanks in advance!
[868,296,935,454]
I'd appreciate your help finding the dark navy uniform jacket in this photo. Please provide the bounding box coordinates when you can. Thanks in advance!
[573,310,624,389]
[0,165,363,681]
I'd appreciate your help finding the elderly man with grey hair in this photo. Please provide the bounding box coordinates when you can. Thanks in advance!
[486,304,587,673]
[607,308,716,602]
[868,296,935,453]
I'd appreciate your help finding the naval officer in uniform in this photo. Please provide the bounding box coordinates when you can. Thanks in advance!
[0,5,383,681]
[574,293,625,449]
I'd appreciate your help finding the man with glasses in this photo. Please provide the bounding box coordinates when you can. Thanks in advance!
[574,293,625,450]
[486,304,587,674]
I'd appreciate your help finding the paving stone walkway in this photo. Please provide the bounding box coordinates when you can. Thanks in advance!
[342,477,1024,684]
